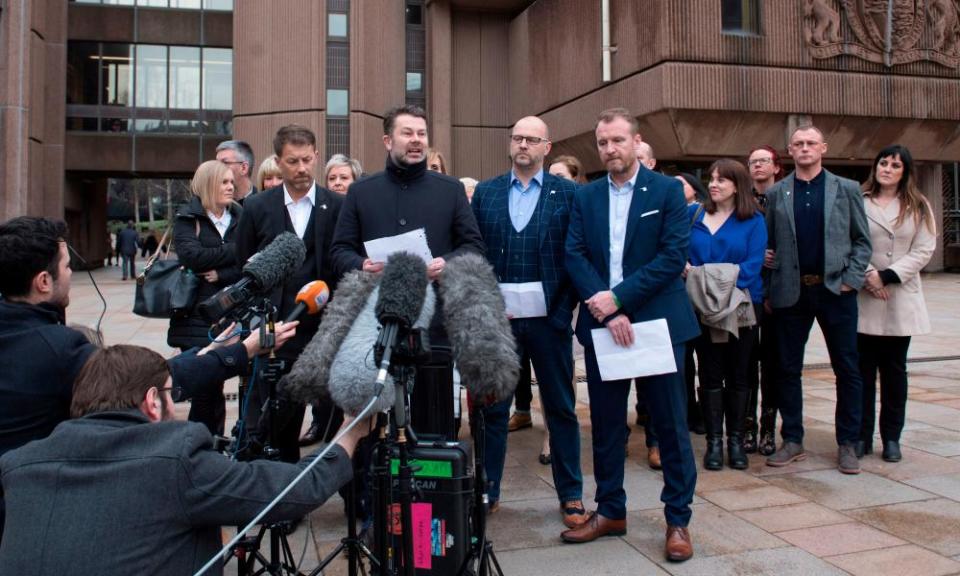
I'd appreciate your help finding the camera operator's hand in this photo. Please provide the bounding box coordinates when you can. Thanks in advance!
[334,415,374,458]
[241,320,299,358]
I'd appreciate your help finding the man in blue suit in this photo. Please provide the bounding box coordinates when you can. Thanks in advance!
[472,116,585,529]
[564,108,699,562]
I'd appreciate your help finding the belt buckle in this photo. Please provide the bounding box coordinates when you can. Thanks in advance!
[801,274,821,286]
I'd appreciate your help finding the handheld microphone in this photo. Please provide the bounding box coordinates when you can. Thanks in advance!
[198,232,306,322]
[439,252,519,404]
[283,280,330,323]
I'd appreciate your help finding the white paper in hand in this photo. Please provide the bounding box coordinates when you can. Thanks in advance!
[364,228,433,264]
[499,282,547,318]
[590,318,677,381]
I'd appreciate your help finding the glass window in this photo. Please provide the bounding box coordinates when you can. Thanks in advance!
[405,4,422,25]
[722,0,760,34]
[202,48,233,110]
[169,0,201,7]
[327,89,348,117]
[67,41,100,105]
[66,117,99,131]
[134,118,165,133]
[406,72,422,92]
[102,117,130,132]
[329,13,348,37]
[168,119,203,133]
[100,44,133,106]
[72,0,104,4]
[135,45,167,109]
[137,0,169,6]
[102,0,136,5]
[203,0,233,10]
[170,46,201,109]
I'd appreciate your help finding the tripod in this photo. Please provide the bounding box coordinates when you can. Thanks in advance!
[458,405,504,576]
[308,470,379,576]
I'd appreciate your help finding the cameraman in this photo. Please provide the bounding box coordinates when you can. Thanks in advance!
[0,344,369,575]
[0,216,295,542]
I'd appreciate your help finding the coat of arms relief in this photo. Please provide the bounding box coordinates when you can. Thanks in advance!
[803,0,960,68]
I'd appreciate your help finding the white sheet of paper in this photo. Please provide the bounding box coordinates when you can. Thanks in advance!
[499,282,548,318]
[590,318,677,381]
[363,228,433,264]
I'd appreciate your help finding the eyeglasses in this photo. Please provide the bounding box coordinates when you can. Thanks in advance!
[748,158,773,167]
[221,160,245,166]
[157,386,184,402]
[510,135,548,145]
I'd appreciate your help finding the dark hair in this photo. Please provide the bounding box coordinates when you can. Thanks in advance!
[70,345,170,418]
[676,172,707,203]
[217,140,255,176]
[550,155,586,184]
[0,216,69,297]
[862,144,935,234]
[383,105,428,136]
[705,159,757,220]
[273,124,317,156]
[596,108,639,135]
[747,145,785,182]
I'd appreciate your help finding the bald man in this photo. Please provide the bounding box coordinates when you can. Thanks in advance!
[471,116,584,527]
[636,141,657,170]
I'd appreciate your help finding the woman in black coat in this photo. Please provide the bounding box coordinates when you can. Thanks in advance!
[167,159,242,435]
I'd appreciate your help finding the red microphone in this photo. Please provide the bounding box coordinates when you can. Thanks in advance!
[283,280,330,323]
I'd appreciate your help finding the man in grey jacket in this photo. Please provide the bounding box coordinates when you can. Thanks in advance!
[0,344,369,576]
[763,124,871,475]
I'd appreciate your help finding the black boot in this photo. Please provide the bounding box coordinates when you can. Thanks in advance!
[701,388,724,471]
[726,388,750,470]
[758,408,777,456]
[743,416,758,454]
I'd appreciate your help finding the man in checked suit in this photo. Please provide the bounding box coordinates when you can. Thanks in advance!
[471,116,584,528]
[564,108,699,562]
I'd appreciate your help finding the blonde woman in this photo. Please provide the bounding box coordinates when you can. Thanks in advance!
[167,159,242,435]
[257,155,283,191]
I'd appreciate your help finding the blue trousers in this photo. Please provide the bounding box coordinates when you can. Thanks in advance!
[585,343,696,526]
[483,318,582,504]
[775,285,863,446]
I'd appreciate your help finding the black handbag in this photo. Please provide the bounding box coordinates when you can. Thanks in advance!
[133,226,200,319]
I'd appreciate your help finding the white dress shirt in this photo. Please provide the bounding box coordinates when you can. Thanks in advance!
[608,165,640,288]
[206,209,231,239]
[284,183,316,239]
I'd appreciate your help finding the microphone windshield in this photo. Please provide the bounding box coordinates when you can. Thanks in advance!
[374,252,428,328]
[243,232,306,291]
[295,280,330,315]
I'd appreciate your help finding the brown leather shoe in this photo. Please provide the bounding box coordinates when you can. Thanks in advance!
[560,500,588,528]
[508,412,532,432]
[665,525,693,562]
[647,446,662,470]
[560,511,626,543]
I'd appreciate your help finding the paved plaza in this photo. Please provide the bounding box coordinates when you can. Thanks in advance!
[68,266,960,575]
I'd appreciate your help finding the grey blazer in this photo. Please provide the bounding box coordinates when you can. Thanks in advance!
[764,169,872,308]
[0,410,353,576]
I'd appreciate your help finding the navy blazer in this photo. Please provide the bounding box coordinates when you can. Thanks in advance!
[471,172,578,331]
[565,165,699,347]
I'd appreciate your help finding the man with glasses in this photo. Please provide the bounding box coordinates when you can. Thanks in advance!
[0,344,369,575]
[470,116,584,525]
[235,124,344,463]
[216,140,258,203]
[763,125,871,474]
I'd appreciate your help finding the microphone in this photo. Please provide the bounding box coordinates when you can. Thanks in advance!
[439,252,519,404]
[198,232,306,322]
[283,280,330,323]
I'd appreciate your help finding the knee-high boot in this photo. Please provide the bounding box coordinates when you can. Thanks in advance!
[701,387,724,470]
[726,388,749,470]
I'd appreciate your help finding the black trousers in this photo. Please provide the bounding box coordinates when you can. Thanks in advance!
[513,352,533,412]
[694,321,755,434]
[747,307,779,428]
[180,347,226,437]
[858,333,911,443]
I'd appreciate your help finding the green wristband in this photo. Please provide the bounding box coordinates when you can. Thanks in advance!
[612,292,621,309]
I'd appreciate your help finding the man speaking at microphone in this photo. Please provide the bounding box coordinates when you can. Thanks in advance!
[470,116,585,525]
[330,105,484,435]
[235,124,343,462]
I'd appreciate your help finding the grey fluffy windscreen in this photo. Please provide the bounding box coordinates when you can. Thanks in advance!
[242,232,306,291]
[374,252,428,327]
[439,252,519,403]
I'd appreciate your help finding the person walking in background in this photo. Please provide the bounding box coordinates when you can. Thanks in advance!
[857,145,936,463]
[106,227,117,266]
[684,159,766,471]
[167,160,242,436]
[116,221,140,281]
[763,125,871,475]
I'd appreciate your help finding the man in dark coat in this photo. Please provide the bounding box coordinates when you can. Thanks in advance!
[235,124,343,463]
[116,220,140,280]
[0,344,368,576]
[330,104,485,437]
[0,216,297,544]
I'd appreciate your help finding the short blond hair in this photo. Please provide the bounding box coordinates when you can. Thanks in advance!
[257,155,282,190]
[191,160,232,213]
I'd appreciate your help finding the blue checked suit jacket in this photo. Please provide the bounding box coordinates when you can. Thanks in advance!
[471,172,578,331]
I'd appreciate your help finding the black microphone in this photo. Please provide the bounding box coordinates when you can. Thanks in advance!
[439,252,519,404]
[198,232,306,322]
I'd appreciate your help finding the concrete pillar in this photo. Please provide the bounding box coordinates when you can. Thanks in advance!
[426,0,453,174]
[917,163,944,272]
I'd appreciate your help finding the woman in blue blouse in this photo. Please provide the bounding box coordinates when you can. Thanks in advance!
[685,159,767,470]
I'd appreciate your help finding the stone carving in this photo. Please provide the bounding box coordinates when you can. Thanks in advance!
[804,0,842,45]
[804,0,960,68]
